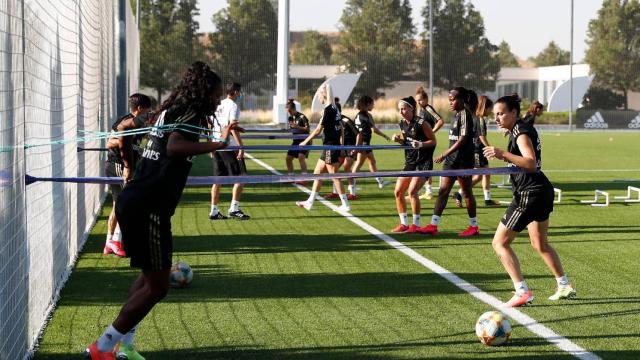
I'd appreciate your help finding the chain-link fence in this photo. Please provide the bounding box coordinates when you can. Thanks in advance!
[0,0,138,358]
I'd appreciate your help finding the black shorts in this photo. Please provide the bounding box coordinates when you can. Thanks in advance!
[340,149,357,159]
[320,149,341,164]
[213,151,247,176]
[443,157,474,178]
[287,139,309,158]
[116,198,173,271]
[501,188,554,232]
[362,139,373,154]
[474,152,489,168]
[105,161,124,202]
[403,161,433,172]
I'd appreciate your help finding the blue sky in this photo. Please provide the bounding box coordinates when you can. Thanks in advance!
[198,0,603,61]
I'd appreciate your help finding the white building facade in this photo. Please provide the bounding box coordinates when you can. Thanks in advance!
[496,64,591,106]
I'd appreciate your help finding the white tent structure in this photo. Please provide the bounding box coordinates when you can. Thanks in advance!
[548,76,594,112]
[311,74,362,114]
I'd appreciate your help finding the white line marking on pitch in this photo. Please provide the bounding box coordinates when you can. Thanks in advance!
[247,153,601,360]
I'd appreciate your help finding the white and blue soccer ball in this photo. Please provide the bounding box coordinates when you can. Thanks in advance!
[475,311,512,346]
[169,261,193,288]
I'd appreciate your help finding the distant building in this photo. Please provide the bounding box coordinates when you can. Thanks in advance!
[289,64,343,97]
[495,64,590,105]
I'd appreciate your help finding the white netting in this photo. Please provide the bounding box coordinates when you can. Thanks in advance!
[0,0,138,358]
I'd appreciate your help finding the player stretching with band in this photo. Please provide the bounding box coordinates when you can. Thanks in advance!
[483,94,575,307]
[85,62,239,360]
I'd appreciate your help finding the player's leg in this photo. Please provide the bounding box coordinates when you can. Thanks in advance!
[104,163,125,256]
[327,159,350,211]
[458,175,479,236]
[367,152,388,188]
[298,152,308,174]
[113,269,171,332]
[482,174,498,205]
[87,210,171,358]
[406,176,427,232]
[527,220,576,300]
[114,274,147,360]
[343,155,357,199]
[492,222,533,307]
[296,159,326,210]
[323,151,342,199]
[286,154,295,174]
[392,176,411,232]
[419,176,455,234]
[420,176,434,200]
[209,153,228,220]
[228,155,249,220]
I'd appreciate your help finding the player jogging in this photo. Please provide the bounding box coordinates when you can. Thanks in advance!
[351,95,391,192]
[483,94,575,307]
[296,83,350,212]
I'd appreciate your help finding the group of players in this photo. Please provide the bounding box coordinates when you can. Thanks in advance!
[288,82,576,308]
[86,61,575,360]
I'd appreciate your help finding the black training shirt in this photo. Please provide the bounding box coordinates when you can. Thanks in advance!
[444,107,474,167]
[320,104,342,145]
[418,105,442,129]
[342,116,359,146]
[507,121,553,193]
[399,116,433,167]
[124,107,203,215]
[473,116,488,153]
[107,113,146,165]
[354,111,373,143]
[288,111,310,135]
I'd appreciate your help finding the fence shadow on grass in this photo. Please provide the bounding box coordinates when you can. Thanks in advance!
[59,265,527,306]
[34,338,589,360]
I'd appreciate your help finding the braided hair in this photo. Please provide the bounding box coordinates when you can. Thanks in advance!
[160,61,223,123]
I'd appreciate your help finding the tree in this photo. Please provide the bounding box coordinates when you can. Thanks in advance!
[209,0,277,94]
[292,31,332,65]
[582,86,626,110]
[139,0,203,103]
[585,0,640,110]
[334,0,415,97]
[529,41,570,67]
[497,41,520,68]
[420,0,499,92]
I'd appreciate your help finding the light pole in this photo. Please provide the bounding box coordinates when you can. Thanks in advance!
[428,0,434,102]
[569,0,574,131]
[273,0,290,125]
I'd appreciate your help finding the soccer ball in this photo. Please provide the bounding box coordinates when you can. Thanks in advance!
[169,262,193,288]
[475,311,512,346]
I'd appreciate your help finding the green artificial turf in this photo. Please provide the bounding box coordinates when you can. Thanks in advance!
[34,130,640,359]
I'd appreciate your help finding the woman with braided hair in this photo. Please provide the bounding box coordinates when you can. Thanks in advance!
[85,61,239,360]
